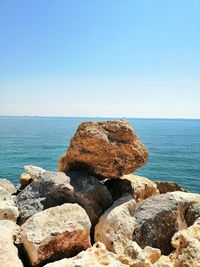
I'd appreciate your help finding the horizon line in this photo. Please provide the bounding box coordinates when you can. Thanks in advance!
[0,115,200,120]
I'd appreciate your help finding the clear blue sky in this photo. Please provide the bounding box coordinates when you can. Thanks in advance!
[0,0,200,118]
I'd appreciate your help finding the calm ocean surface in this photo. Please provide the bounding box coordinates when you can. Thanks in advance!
[0,116,199,193]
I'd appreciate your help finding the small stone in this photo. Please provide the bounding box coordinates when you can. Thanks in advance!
[20,203,91,267]
[155,181,188,194]
[20,173,33,188]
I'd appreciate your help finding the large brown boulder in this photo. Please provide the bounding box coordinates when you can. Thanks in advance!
[20,203,91,267]
[58,120,148,179]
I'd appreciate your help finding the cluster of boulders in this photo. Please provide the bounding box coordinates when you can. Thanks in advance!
[0,120,200,267]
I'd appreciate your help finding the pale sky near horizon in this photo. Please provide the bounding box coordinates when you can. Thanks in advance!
[0,0,200,118]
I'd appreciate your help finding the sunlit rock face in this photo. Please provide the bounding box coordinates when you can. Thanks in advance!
[58,120,148,179]
[20,203,91,267]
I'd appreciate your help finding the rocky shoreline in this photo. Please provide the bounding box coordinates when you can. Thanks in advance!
[0,120,199,267]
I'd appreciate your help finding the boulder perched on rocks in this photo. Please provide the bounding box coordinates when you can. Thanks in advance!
[95,195,136,254]
[58,120,148,179]
[0,186,19,221]
[16,171,112,224]
[105,174,159,202]
[155,181,187,194]
[20,203,91,267]
[0,220,23,267]
[43,242,129,267]
[170,217,200,267]
[0,178,17,194]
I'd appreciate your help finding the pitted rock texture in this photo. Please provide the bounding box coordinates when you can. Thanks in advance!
[171,217,200,267]
[95,195,136,254]
[43,242,129,267]
[119,241,161,267]
[105,174,159,202]
[0,186,19,222]
[133,192,200,255]
[16,171,113,225]
[0,220,23,267]
[20,203,91,267]
[155,181,187,194]
[0,178,17,194]
[58,120,148,179]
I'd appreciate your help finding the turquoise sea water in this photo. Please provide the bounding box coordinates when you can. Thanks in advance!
[0,116,199,193]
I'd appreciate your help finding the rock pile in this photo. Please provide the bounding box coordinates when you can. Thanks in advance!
[0,119,199,267]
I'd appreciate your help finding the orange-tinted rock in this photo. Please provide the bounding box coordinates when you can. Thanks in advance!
[58,120,148,179]
[155,181,187,194]
[20,203,91,266]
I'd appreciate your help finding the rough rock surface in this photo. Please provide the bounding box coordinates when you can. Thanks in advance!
[105,174,159,202]
[185,202,200,225]
[24,165,46,179]
[58,120,148,179]
[20,173,33,188]
[0,220,23,267]
[43,242,129,267]
[133,193,193,255]
[119,241,161,267]
[153,255,173,267]
[0,186,19,221]
[16,171,112,224]
[95,195,136,254]
[170,217,200,267]
[20,203,91,267]
[155,181,187,194]
[0,178,17,194]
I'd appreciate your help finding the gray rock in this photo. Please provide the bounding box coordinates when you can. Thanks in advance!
[16,171,113,225]
[185,202,200,225]
[133,193,190,255]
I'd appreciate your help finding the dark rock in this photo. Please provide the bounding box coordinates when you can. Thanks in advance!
[16,171,113,225]
[105,174,159,202]
[133,193,190,255]
[155,181,188,194]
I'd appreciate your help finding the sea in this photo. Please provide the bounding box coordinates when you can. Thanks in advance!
[0,116,199,193]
